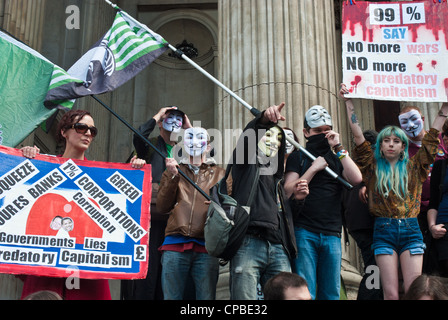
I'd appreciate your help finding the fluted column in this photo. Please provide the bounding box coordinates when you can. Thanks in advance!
[217,0,363,299]
[218,0,343,158]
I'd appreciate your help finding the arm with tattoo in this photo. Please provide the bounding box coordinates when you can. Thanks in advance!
[340,84,365,147]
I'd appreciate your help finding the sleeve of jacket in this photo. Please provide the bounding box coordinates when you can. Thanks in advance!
[156,169,180,214]
[133,118,157,159]
[413,128,440,183]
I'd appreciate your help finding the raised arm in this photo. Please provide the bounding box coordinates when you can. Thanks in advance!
[340,84,365,147]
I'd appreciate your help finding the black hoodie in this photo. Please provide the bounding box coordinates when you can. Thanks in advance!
[230,111,297,259]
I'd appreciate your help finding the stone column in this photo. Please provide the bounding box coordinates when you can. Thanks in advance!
[218,0,344,157]
[217,0,363,299]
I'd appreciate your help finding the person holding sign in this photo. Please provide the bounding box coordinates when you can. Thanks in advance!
[19,109,146,300]
[156,127,226,300]
[340,83,448,300]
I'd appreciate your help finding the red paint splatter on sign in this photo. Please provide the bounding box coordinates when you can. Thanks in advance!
[342,1,448,50]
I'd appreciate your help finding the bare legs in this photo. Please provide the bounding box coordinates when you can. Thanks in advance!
[376,250,423,300]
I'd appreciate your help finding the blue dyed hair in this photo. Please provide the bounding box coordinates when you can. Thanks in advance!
[374,126,409,200]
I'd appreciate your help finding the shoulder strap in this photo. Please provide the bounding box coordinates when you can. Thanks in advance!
[220,163,259,206]
[246,166,260,206]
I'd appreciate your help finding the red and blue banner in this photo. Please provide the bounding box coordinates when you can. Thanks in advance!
[0,146,151,280]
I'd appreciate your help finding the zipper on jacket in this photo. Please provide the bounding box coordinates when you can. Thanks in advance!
[187,173,200,236]
[276,179,292,259]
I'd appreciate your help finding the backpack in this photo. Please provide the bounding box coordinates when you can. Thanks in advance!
[204,164,259,261]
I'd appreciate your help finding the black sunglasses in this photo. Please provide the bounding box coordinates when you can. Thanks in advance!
[71,123,98,137]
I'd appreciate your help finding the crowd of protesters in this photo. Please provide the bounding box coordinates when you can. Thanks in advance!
[19,83,448,300]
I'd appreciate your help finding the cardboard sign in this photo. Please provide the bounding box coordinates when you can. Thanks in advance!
[0,146,151,280]
[342,1,448,102]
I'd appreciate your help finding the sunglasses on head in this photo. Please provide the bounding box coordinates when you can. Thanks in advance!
[71,123,98,137]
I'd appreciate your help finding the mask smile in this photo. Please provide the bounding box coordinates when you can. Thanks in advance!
[399,110,423,138]
[184,127,208,157]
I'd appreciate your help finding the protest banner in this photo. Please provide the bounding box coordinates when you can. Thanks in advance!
[0,146,151,280]
[342,0,448,102]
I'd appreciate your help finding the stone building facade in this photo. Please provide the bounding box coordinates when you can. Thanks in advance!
[0,0,443,300]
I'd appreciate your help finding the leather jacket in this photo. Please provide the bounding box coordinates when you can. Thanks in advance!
[156,159,226,239]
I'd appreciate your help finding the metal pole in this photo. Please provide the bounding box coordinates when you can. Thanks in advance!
[103,0,353,190]
[90,95,212,201]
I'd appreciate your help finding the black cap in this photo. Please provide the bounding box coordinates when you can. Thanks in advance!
[165,106,185,117]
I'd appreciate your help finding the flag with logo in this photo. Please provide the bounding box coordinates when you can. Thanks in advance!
[45,11,169,109]
[0,30,66,148]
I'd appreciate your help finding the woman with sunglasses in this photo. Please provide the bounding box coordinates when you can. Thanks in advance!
[20,109,146,300]
[21,110,145,167]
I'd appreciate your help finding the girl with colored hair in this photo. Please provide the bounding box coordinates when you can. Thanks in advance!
[340,84,448,300]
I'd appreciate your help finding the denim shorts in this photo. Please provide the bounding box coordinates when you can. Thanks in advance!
[372,217,425,256]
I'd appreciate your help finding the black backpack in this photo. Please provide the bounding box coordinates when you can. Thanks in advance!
[204,164,259,261]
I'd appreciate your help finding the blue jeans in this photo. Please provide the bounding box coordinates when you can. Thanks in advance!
[161,250,219,300]
[230,235,291,300]
[294,227,342,300]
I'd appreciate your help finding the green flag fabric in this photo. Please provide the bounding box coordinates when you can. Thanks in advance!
[45,11,168,108]
[0,31,60,147]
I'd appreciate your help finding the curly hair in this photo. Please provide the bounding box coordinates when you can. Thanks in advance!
[56,110,93,145]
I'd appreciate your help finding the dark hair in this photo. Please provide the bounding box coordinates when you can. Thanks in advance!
[56,110,93,144]
[402,274,448,300]
[442,119,448,137]
[363,129,378,146]
[283,127,300,144]
[24,290,63,300]
[264,272,308,300]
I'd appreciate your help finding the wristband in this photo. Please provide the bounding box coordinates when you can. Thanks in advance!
[337,149,349,160]
[333,143,344,153]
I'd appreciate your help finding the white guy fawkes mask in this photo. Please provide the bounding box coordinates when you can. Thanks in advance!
[305,105,332,128]
[284,129,295,154]
[163,110,183,133]
[399,110,424,138]
[184,127,208,157]
[258,126,282,158]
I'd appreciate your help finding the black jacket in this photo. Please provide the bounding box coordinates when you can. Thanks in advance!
[133,118,171,221]
[230,111,297,259]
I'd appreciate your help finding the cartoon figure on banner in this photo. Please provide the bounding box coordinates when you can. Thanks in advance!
[26,193,103,244]
[56,217,74,237]
[50,216,62,231]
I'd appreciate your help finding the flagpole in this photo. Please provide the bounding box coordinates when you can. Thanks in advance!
[103,0,352,190]
[90,95,212,201]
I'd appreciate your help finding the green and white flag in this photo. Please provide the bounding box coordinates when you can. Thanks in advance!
[45,11,168,108]
[0,30,66,147]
